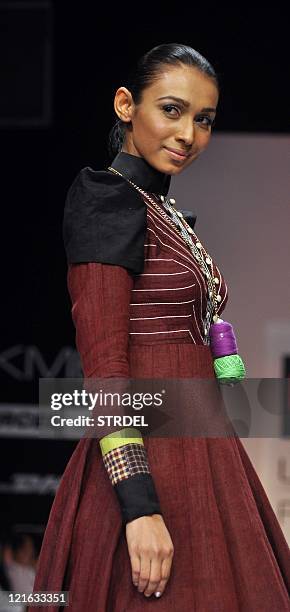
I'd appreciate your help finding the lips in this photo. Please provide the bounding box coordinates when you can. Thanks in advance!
[164,146,190,159]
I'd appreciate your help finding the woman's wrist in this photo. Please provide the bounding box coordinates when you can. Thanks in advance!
[126,513,163,526]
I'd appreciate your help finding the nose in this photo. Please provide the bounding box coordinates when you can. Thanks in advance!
[175,117,196,147]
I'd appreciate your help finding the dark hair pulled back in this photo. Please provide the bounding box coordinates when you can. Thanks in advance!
[107,43,219,162]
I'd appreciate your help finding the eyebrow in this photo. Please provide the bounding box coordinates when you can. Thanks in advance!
[157,95,216,113]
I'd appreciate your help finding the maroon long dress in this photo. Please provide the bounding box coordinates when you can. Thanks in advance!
[30,193,290,611]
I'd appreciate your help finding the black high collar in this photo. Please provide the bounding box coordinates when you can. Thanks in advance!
[109,150,171,196]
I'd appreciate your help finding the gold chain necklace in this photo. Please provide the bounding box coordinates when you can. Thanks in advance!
[107,165,222,341]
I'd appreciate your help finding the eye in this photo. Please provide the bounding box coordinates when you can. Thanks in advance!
[195,115,215,128]
[162,104,180,116]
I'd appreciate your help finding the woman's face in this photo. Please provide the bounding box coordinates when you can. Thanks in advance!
[114,64,219,175]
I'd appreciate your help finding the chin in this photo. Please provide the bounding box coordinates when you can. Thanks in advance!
[168,164,185,175]
[161,162,185,176]
[148,157,184,176]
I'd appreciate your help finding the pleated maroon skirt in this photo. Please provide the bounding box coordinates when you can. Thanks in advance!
[30,342,290,611]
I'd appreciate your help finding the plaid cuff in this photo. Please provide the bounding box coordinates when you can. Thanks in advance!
[103,443,151,485]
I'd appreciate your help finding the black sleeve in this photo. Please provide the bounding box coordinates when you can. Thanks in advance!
[62,166,147,276]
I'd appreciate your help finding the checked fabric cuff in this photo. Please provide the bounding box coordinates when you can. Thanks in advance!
[102,442,151,485]
[99,427,162,525]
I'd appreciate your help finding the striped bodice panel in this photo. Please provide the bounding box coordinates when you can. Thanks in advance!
[129,194,228,346]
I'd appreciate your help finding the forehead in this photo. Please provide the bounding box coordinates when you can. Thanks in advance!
[144,64,218,108]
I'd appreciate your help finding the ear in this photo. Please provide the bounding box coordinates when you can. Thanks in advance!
[114,87,134,123]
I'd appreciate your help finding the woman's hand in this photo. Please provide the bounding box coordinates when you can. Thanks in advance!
[125,514,174,598]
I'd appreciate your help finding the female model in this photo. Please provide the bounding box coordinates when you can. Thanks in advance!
[30,43,290,611]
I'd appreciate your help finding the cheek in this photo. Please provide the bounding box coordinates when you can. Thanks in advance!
[150,118,171,135]
[197,130,212,151]
[136,112,171,140]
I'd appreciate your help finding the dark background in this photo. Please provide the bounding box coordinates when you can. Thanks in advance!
[0,1,289,531]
